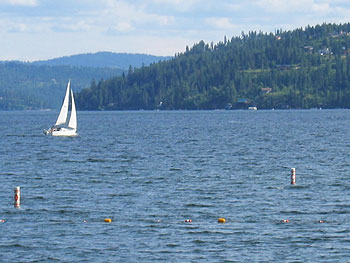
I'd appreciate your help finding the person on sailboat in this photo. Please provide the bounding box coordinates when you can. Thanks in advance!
[49,126,61,133]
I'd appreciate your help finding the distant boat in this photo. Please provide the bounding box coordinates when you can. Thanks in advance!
[248,106,258,110]
[44,80,78,136]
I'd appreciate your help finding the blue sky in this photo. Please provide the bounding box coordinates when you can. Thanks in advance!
[1,0,350,61]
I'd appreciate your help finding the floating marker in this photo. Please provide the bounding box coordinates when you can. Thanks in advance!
[0,219,5,223]
[218,218,226,223]
[14,186,20,208]
[291,168,296,185]
[104,218,112,223]
[281,219,289,223]
[184,219,192,223]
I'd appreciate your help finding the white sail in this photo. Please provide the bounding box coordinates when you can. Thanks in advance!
[68,89,77,130]
[55,80,71,126]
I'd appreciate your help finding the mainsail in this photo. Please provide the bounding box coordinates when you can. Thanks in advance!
[55,81,71,126]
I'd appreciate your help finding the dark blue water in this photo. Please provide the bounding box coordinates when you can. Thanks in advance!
[1,110,350,262]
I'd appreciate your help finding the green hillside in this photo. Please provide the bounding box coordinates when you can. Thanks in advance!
[0,62,121,110]
[76,23,350,110]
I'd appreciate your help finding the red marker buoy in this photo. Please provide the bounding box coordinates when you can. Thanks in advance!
[14,186,20,208]
[291,168,296,185]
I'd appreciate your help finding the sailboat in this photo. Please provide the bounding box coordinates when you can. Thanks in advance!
[44,80,78,136]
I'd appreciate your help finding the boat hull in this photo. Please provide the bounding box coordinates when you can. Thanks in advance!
[44,128,77,137]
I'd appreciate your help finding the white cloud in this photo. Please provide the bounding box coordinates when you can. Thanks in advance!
[255,0,331,13]
[227,3,241,11]
[151,0,198,11]
[206,17,235,30]
[0,16,49,34]
[112,22,134,32]
[311,2,330,12]
[96,0,174,33]
[0,0,37,6]
[52,19,96,32]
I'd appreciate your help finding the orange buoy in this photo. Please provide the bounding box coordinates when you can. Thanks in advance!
[218,218,226,223]
[104,218,112,223]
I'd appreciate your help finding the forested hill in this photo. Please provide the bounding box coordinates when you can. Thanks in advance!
[76,23,350,110]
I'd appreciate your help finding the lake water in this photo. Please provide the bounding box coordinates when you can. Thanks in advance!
[1,109,350,262]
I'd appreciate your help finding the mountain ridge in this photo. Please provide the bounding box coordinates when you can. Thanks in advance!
[31,51,171,69]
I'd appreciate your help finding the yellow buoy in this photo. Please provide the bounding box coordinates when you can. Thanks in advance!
[218,217,226,223]
[104,218,112,223]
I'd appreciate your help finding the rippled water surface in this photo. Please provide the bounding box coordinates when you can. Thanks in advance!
[1,110,350,262]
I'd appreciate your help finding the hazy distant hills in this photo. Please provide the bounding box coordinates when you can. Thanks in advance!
[0,52,171,110]
[32,52,171,69]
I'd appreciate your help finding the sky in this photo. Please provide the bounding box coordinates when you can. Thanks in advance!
[1,0,350,61]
